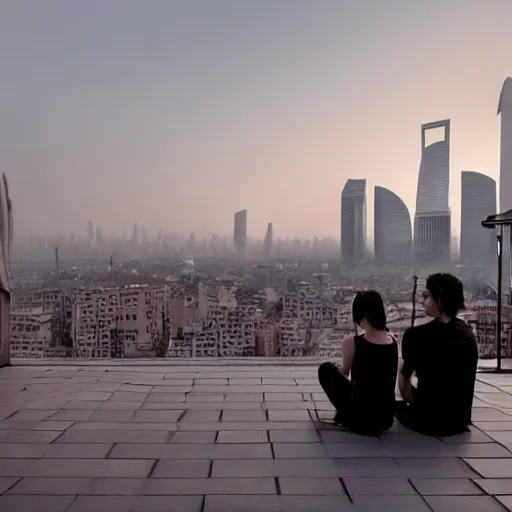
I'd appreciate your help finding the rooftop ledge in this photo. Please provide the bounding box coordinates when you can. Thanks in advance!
[1,363,512,511]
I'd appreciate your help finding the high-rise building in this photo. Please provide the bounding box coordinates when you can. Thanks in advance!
[233,210,247,260]
[341,179,366,263]
[414,120,451,262]
[460,171,496,263]
[374,186,412,263]
[263,223,273,260]
[498,77,512,295]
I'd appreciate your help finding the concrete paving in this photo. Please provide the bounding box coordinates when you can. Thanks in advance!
[0,362,511,511]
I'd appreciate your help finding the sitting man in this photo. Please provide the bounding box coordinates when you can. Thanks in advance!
[397,273,478,436]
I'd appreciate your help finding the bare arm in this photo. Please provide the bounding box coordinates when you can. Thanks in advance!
[398,360,415,404]
[398,331,416,404]
[340,336,355,378]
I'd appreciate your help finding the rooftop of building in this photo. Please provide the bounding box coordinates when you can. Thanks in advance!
[0,360,511,512]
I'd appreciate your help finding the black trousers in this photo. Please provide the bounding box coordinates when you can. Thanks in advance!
[317,361,351,423]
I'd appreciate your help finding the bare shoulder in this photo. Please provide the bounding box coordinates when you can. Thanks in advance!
[341,336,355,350]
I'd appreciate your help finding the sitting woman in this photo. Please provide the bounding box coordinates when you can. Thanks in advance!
[318,290,398,435]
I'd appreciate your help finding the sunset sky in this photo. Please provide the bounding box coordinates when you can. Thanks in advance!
[2,0,512,242]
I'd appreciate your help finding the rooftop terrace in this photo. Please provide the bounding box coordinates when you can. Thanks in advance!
[0,361,511,511]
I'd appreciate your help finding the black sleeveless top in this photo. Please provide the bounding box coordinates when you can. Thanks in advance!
[349,334,398,435]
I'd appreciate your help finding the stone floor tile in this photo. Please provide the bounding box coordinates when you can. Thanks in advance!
[88,410,135,422]
[320,430,381,444]
[332,458,403,477]
[280,495,354,511]
[170,431,217,443]
[223,393,264,402]
[273,442,329,458]
[179,421,314,431]
[463,458,512,478]
[56,429,171,443]
[0,443,112,458]
[396,458,479,478]
[5,409,58,421]
[325,443,388,458]
[267,410,311,421]
[497,496,512,510]
[269,430,320,443]
[217,430,268,444]
[7,477,91,495]
[0,458,154,478]
[474,421,512,431]
[49,410,94,421]
[66,495,135,512]
[181,410,221,422]
[228,379,262,385]
[0,430,62,443]
[0,477,20,494]
[151,459,211,478]
[110,442,272,459]
[353,495,431,511]
[69,421,178,431]
[221,410,267,422]
[118,384,154,393]
[472,409,512,421]
[261,401,311,410]
[264,393,303,401]
[132,410,184,422]
[63,401,104,410]
[440,428,494,444]
[212,459,339,478]
[109,391,149,402]
[450,443,512,458]
[279,477,345,495]
[262,379,296,386]
[411,478,483,496]
[194,379,228,385]
[343,477,415,495]
[0,420,74,431]
[424,495,507,512]
[204,495,281,512]
[488,432,512,444]
[0,495,74,512]
[186,393,225,402]
[473,478,512,495]
[147,477,276,495]
[146,393,186,402]
[99,401,144,411]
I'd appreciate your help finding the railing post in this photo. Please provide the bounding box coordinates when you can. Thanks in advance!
[497,226,503,372]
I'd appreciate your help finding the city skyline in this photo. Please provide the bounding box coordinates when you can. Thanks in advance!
[3,1,512,241]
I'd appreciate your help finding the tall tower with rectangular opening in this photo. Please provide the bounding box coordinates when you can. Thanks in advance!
[414,120,451,262]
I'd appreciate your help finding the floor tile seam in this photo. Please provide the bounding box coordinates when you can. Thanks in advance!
[0,476,22,495]
[406,478,436,511]
[476,378,512,398]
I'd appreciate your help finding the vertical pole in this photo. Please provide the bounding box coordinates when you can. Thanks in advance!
[411,275,418,327]
[497,226,503,373]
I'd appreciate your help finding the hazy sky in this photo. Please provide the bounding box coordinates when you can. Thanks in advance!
[2,0,512,242]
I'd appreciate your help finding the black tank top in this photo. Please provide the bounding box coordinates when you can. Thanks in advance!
[349,334,398,434]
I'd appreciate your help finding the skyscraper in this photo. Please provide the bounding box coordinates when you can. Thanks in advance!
[263,223,273,260]
[233,210,247,260]
[341,179,366,263]
[498,77,512,296]
[460,171,496,263]
[414,119,451,262]
[374,186,412,263]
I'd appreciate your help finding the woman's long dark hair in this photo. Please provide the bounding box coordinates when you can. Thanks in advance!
[352,290,387,330]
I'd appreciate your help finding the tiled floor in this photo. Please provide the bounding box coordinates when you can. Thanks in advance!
[0,362,511,511]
